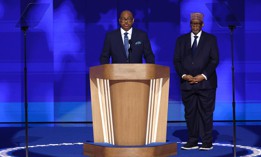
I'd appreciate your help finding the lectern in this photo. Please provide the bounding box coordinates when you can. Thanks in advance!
[84,64,177,157]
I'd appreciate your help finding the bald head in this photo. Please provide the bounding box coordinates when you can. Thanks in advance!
[119,10,134,31]
[120,10,133,18]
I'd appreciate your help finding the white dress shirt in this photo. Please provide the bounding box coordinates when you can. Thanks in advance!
[120,27,132,44]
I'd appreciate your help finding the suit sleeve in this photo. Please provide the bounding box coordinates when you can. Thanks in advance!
[173,37,184,78]
[202,36,219,78]
[100,33,110,64]
[143,33,155,63]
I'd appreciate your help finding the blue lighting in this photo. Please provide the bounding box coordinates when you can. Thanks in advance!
[0,0,260,123]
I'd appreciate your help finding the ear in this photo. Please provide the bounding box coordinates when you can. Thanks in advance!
[202,22,204,27]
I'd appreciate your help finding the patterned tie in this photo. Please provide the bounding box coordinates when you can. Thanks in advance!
[192,35,198,55]
[124,32,129,57]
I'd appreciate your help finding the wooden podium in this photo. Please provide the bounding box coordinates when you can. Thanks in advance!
[84,64,177,157]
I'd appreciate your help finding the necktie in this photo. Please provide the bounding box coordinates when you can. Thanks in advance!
[192,36,198,55]
[124,32,129,57]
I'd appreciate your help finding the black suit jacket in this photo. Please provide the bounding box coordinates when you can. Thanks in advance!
[174,31,219,90]
[100,28,155,64]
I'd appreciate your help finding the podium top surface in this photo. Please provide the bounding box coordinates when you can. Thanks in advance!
[90,64,169,80]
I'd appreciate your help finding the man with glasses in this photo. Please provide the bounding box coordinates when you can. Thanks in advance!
[173,12,219,151]
[100,10,155,64]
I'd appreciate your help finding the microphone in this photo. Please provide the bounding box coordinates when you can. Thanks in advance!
[128,40,132,53]
[128,40,132,63]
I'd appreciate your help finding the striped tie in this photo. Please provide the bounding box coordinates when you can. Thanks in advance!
[124,32,129,57]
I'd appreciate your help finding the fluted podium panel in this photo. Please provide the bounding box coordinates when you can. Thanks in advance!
[84,64,177,157]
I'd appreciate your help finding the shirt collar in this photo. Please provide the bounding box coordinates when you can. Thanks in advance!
[121,27,133,36]
[191,30,202,38]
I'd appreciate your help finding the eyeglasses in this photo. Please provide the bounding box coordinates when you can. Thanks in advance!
[190,22,202,26]
[119,18,133,23]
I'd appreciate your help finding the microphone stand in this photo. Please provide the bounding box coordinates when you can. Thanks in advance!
[21,25,29,157]
[16,3,49,157]
[228,25,236,157]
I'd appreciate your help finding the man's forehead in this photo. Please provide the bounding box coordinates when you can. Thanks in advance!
[121,11,132,17]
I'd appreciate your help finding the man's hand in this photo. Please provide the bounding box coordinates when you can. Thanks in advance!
[193,74,205,83]
[183,74,205,84]
[183,75,195,84]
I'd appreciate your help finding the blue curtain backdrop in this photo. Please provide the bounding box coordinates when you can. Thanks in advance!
[0,0,260,122]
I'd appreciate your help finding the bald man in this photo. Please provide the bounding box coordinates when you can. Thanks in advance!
[100,10,155,64]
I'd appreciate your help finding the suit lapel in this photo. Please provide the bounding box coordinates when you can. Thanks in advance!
[116,29,128,58]
[194,31,206,57]
[184,34,192,55]
[186,34,191,49]
[131,28,137,45]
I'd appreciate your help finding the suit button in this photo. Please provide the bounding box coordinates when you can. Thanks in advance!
[192,62,194,64]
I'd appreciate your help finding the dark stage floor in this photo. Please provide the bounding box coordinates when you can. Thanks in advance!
[0,123,261,157]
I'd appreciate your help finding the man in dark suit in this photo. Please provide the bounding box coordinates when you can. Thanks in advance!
[174,12,219,151]
[100,10,155,64]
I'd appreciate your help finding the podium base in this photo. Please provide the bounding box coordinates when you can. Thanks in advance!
[83,142,177,157]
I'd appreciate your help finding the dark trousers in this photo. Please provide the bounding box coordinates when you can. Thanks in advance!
[181,89,216,144]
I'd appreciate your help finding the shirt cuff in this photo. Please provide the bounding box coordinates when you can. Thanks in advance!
[202,74,207,80]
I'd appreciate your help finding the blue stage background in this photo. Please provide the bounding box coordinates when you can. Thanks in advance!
[0,0,260,123]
